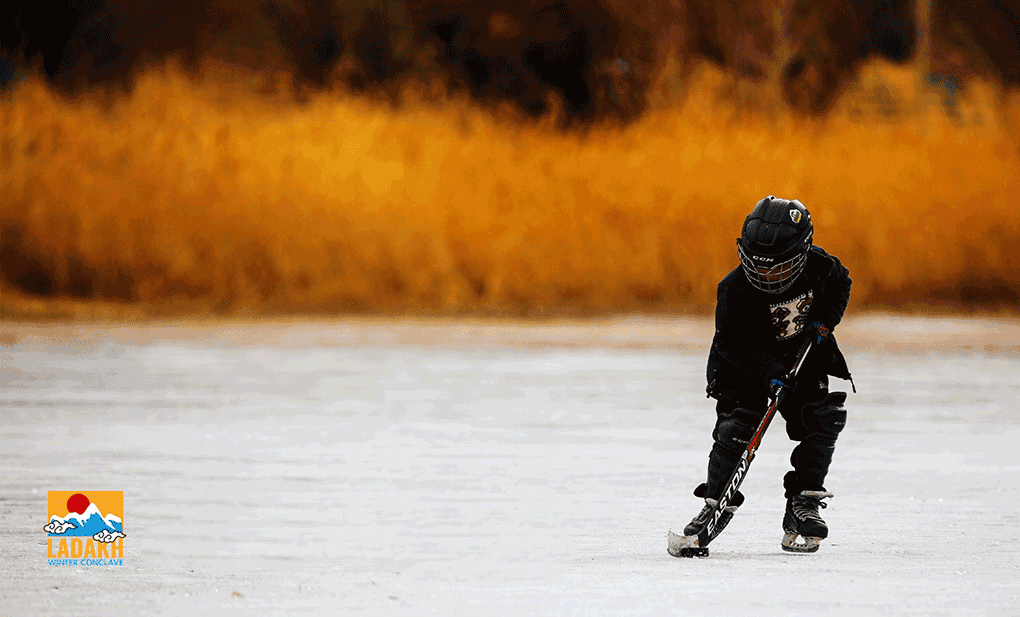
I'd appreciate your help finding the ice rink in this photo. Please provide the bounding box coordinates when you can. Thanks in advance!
[2,315,1019,615]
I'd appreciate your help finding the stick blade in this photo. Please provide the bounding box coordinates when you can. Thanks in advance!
[667,529,709,558]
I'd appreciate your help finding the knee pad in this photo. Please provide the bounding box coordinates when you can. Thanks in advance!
[788,393,847,494]
[707,407,763,500]
[712,407,760,455]
[801,392,848,441]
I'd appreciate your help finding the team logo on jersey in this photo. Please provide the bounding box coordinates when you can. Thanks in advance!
[44,491,125,566]
[789,209,802,224]
[770,291,813,340]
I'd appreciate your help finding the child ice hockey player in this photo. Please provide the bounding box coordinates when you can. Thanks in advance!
[669,195,854,556]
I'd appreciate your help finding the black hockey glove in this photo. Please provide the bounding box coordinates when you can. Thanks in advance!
[809,322,831,346]
[770,376,796,392]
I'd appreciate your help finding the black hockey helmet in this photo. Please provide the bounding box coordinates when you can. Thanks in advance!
[737,196,813,293]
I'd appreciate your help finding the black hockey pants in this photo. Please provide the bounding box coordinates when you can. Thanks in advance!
[704,370,847,499]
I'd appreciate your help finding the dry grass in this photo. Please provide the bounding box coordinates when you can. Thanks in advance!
[2,59,1018,319]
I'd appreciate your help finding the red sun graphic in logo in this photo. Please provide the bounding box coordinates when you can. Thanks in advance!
[67,493,90,515]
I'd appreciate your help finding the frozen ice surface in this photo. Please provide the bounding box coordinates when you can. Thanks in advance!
[1,315,1018,615]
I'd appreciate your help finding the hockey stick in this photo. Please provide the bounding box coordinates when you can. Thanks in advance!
[693,329,822,552]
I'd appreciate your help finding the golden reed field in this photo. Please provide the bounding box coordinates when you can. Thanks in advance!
[2,58,1019,319]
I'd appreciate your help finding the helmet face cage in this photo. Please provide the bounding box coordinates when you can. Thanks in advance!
[738,242,808,294]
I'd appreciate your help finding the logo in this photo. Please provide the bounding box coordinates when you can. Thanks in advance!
[45,491,125,566]
[751,255,774,263]
[710,457,748,534]
[789,209,802,224]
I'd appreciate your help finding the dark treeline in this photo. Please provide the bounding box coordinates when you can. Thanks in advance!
[3,0,1018,122]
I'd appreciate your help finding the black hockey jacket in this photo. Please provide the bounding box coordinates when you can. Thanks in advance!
[706,246,853,399]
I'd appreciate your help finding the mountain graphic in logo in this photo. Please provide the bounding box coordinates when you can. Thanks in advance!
[45,502,123,538]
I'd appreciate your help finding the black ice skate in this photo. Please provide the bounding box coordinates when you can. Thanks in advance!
[667,484,744,558]
[781,490,833,553]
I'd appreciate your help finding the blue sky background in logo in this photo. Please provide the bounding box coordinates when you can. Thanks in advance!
[48,503,123,537]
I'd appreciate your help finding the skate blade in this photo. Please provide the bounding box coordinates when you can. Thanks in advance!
[781,531,823,553]
[667,529,709,558]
